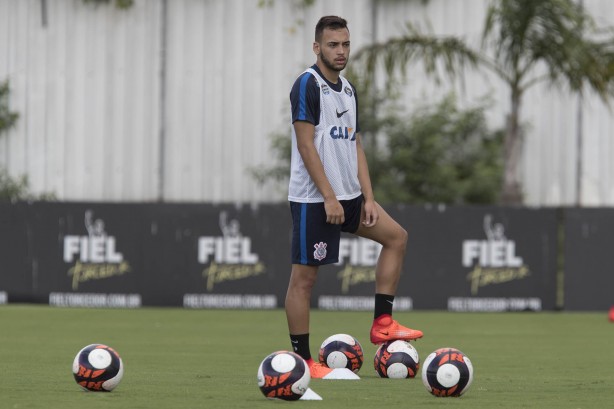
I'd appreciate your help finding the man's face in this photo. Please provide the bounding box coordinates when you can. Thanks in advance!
[314,27,350,72]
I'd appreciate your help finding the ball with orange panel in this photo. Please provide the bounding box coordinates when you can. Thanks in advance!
[421,347,474,397]
[374,340,420,378]
[72,344,124,392]
[257,351,310,401]
[318,333,364,373]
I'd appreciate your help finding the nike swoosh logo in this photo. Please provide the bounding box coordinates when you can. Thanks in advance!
[291,340,299,344]
[336,108,349,118]
[378,330,389,335]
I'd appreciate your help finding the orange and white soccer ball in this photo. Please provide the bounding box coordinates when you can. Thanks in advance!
[72,344,124,392]
[421,347,474,397]
[374,340,420,378]
[257,351,310,401]
[319,333,364,373]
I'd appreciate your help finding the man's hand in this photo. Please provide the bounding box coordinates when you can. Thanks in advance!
[324,198,345,225]
[362,199,379,227]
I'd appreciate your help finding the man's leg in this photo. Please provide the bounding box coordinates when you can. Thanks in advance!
[285,263,333,378]
[355,202,423,344]
[355,201,407,295]
[285,264,318,336]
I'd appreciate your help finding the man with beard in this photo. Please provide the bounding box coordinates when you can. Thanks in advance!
[285,15,424,378]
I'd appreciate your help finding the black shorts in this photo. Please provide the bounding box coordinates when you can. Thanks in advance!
[289,195,364,265]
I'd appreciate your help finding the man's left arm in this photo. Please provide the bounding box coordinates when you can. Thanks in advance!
[356,133,379,227]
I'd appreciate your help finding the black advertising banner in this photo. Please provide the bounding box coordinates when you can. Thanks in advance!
[564,208,614,311]
[31,203,144,307]
[398,206,558,311]
[0,203,30,303]
[144,203,292,309]
[0,202,560,310]
[12,203,293,308]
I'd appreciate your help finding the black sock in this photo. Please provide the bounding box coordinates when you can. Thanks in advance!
[289,333,311,361]
[374,293,395,319]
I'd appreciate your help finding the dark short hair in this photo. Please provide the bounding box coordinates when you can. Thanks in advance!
[315,16,348,42]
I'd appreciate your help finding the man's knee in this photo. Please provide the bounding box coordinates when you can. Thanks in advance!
[389,226,408,252]
[289,266,318,292]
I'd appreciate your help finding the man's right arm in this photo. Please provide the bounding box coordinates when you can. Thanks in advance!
[293,120,345,225]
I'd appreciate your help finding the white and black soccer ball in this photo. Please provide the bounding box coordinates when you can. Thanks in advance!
[374,340,419,378]
[422,347,474,397]
[72,344,124,392]
[318,333,364,373]
[257,351,310,401]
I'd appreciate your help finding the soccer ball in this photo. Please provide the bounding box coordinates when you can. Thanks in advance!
[257,351,310,401]
[318,333,364,373]
[422,348,474,397]
[373,340,419,378]
[72,344,124,392]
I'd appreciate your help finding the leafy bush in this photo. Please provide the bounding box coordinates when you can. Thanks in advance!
[370,95,503,204]
[250,92,503,204]
[0,80,55,202]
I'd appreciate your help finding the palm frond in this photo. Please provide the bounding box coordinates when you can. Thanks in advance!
[352,23,480,90]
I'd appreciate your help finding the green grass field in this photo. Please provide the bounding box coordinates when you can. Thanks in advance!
[1,306,612,408]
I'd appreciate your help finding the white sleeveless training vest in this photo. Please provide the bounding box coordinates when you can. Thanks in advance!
[288,68,362,203]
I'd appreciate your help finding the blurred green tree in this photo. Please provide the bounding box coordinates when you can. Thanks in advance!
[353,0,614,204]
[367,94,503,205]
[0,80,55,202]
[249,88,503,205]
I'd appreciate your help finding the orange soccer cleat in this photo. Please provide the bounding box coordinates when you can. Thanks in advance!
[370,314,424,345]
[305,358,333,379]
[609,305,614,322]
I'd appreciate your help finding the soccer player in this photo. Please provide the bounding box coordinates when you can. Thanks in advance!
[286,15,424,379]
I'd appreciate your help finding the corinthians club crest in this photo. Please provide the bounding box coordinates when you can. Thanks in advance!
[313,242,327,261]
